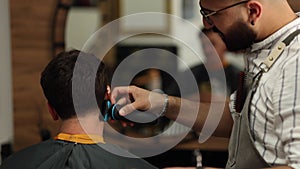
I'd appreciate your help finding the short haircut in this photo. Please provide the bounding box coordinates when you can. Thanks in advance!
[40,50,108,120]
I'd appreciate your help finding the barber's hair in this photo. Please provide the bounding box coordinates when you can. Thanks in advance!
[40,50,108,120]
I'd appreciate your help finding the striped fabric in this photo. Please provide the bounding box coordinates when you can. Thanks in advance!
[230,14,300,168]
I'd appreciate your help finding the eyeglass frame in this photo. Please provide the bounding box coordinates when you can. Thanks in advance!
[200,0,249,25]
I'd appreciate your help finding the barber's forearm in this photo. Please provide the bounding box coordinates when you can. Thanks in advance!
[164,96,232,138]
[262,166,293,169]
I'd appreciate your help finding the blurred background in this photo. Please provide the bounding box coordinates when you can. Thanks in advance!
[1,0,299,167]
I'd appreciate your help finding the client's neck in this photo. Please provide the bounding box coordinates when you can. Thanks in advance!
[59,112,104,136]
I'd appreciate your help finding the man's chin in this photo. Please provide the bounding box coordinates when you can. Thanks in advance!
[225,40,251,52]
[226,46,245,52]
[227,48,247,53]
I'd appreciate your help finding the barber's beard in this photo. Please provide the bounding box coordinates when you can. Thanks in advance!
[213,20,257,52]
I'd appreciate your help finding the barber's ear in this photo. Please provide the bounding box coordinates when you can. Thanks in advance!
[47,102,59,121]
[247,1,262,26]
[105,85,111,100]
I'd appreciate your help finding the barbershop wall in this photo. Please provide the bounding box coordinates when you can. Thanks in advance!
[10,0,59,151]
[0,0,13,162]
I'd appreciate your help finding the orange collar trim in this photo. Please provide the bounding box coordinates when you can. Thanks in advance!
[55,133,105,144]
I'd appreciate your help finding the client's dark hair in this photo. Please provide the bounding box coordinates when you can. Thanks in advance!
[40,50,108,120]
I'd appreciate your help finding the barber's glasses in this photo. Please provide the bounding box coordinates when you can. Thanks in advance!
[200,0,249,25]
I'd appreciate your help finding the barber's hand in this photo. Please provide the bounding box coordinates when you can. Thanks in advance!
[163,167,223,169]
[163,167,196,169]
[110,85,165,117]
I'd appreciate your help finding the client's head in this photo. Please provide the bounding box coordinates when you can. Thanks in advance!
[40,49,108,120]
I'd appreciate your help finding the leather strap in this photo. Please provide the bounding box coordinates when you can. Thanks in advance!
[260,29,300,72]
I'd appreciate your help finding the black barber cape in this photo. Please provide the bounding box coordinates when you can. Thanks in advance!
[0,139,157,169]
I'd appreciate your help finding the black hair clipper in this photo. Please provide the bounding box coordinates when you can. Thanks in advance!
[101,100,158,125]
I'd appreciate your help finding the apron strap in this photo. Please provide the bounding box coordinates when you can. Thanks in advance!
[234,29,300,113]
[259,29,300,72]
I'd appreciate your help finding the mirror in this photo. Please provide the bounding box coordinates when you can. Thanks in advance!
[52,0,103,56]
[119,0,171,34]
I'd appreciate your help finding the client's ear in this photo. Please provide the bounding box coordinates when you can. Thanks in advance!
[105,85,111,100]
[47,102,59,121]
